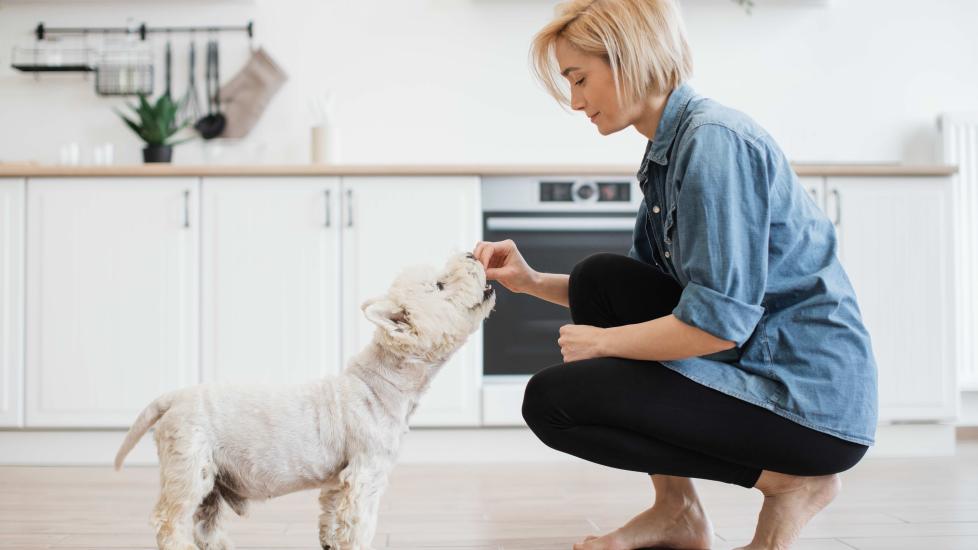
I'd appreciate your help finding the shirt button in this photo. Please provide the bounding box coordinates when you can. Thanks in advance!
[652,205,661,214]
[664,237,671,244]
[664,251,671,258]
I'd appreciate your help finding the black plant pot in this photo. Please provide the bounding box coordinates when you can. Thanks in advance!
[143,144,173,163]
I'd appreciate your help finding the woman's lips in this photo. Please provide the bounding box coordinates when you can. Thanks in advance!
[590,112,600,123]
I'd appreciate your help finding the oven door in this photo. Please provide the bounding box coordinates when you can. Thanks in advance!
[482,213,636,377]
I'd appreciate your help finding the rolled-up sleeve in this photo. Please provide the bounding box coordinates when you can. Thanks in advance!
[671,124,770,347]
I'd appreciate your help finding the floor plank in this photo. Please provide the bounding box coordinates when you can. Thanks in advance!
[0,442,975,549]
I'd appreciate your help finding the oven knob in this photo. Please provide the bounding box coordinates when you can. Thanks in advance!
[572,181,598,202]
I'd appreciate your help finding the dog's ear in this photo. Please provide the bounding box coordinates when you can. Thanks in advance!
[362,297,412,334]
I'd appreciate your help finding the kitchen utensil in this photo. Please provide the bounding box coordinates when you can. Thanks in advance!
[178,39,202,126]
[164,34,172,97]
[195,39,226,139]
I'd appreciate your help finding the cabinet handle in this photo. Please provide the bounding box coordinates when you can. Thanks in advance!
[831,189,841,227]
[346,189,353,228]
[183,189,190,229]
[324,189,331,228]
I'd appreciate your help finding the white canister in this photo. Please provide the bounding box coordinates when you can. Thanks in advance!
[311,125,338,164]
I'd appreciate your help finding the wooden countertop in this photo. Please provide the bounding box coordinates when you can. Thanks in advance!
[0,163,959,178]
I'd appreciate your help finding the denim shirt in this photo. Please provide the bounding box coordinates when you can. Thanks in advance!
[627,83,878,445]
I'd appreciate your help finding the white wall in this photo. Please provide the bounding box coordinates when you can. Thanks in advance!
[0,0,976,166]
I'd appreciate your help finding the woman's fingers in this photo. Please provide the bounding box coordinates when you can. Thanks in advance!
[473,241,489,269]
[474,240,499,270]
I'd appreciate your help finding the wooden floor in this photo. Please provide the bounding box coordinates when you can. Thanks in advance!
[2,442,977,549]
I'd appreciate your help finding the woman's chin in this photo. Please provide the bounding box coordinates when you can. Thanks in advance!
[595,122,626,136]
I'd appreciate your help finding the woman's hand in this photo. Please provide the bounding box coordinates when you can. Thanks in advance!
[472,239,539,294]
[558,324,608,362]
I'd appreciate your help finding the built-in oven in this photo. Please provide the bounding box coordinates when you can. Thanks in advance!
[480,176,642,425]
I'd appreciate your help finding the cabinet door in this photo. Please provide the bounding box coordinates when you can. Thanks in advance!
[0,179,25,427]
[341,177,482,426]
[202,178,342,385]
[26,178,199,427]
[829,177,956,422]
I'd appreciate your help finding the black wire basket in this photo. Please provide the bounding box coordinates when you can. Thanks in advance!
[10,45,96,72]
[94,47,154,96]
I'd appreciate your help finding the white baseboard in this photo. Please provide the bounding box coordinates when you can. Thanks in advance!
[866,423,956,457]
[958,390,978,427]
[0,424,958,466]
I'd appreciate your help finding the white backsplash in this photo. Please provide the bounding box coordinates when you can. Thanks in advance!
[0,0,976,166]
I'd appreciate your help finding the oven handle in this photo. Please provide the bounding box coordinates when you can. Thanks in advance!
[486,216,635,232]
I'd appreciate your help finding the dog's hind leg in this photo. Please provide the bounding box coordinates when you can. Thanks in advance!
[152,427,214,550]
[193,489,234,550]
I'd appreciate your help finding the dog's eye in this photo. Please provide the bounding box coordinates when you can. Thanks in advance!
[436,281,445,291]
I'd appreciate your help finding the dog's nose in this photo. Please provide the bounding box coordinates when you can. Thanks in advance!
[465,252,476,260]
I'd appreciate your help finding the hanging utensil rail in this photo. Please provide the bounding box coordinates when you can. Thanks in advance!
[32,21,254,41]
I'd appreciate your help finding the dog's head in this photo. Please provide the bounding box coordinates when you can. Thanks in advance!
[361,251,495,362]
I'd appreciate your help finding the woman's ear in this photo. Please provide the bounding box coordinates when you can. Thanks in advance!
[362,297,411,334]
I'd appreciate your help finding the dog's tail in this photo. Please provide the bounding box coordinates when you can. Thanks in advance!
[114,391,176,470]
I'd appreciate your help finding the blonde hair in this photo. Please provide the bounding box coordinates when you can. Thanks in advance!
[530,0,693,109]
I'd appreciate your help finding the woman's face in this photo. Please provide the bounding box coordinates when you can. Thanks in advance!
[555,37,640,136]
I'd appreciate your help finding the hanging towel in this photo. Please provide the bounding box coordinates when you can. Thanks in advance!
[219,47,288,138]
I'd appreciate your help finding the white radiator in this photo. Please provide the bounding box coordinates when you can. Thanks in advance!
[940,113,978,390]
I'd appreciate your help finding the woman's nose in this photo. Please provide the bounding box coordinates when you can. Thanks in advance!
[569,88,585,111]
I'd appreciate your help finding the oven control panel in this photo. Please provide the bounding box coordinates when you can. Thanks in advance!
[482,176,641,212]
[540,180,631,203]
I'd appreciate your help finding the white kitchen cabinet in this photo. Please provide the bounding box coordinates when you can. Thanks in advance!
[202,177,342,385]
[825,176,956,422]
[25,178,199,427]
[341,177,482,426]
[0,179,25,427]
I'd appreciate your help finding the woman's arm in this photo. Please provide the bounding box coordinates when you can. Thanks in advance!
[600,314,735,361]
[525,272,570,308]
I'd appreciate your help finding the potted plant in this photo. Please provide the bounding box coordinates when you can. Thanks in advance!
[116,93,193,163]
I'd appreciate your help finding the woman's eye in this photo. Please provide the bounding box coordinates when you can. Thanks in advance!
[436,282,445,291]
[575,78,585,86]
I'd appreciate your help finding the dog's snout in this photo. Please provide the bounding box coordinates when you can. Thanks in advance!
[465,252,476,260]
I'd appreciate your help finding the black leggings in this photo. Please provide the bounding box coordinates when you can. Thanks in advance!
[521,253,868,488]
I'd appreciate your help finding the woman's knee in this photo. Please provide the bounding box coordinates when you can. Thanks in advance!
[521,366,570,437]
[568,253,627,322]
[569,253,624,295]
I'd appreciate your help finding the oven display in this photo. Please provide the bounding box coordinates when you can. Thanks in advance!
[539,181,574,202]
[598,181,631,202]
[540,180,631,202]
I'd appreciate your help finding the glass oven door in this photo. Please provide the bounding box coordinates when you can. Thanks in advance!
[482,213,635,376]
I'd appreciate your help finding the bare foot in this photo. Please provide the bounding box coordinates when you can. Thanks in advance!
[734,473,841,550]
[573,498,714,550]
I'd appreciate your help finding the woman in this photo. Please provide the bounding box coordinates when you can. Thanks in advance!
[472,1,877,549]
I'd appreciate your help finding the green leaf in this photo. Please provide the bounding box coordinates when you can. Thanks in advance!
[115,108,144,138]
[117,92,197,146]
[165,135,197,147]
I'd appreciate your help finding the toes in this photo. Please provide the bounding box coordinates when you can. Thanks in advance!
[573,535,605,550]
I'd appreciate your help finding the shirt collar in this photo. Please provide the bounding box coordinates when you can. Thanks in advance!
[644,82,696,166]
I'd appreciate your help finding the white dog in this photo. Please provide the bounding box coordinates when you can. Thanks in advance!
[115,251,496,550]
